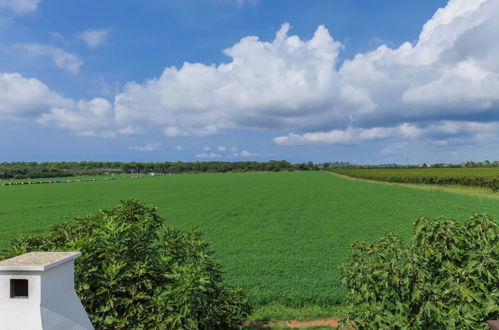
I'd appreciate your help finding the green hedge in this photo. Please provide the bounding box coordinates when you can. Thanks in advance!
[333,168,499,191]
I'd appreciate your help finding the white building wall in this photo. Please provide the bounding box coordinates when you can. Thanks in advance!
[40,261,93,329]
[0,253,94,330]
[0,271,42,330]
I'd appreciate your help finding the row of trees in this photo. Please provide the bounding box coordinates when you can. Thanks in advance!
[3,159,497,179]
[322,160,499,169]
[0,161,319,179]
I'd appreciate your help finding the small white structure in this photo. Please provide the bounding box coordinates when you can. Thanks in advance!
[0,252,94,330]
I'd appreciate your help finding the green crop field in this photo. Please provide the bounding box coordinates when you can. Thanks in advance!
[333,167,499,190]
[1,171,498,310]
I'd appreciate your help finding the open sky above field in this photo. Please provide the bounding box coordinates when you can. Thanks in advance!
[1,0,499,163]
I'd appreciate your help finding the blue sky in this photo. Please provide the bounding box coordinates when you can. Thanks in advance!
[1,0,498,164]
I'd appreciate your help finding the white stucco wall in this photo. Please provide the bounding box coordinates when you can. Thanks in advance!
[0,271,43,329]
[40,261,93,329]
[0,253,93,330]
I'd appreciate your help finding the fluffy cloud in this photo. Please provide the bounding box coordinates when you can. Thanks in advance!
[0,0,40,16]
[273,0,499,146]
[337,0,499,125]
[0,73,133,137]
[40,103,140,138]
[402,60,499,111]
[111,0,499,141]
[18,43,83,74]
[197,145,257,158]
[274,120,499,146]
[79,29,110,48]
[0,73,70,120]
[114,22,343,134]
[235,150,256,157]
[37,98,122,137]
[129,142,161,152]
[196,152,221,159]
[163,126,189,137]
[274,123,421,145]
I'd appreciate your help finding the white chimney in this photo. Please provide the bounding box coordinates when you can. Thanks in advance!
[0,252,94,330]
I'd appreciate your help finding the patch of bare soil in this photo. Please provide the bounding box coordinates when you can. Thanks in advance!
[245,318,341,328]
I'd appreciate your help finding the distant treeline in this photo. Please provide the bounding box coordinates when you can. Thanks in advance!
[332,167,499,191]
[0,161,319,180]
[3,160,497,180]
[323,160,499,169]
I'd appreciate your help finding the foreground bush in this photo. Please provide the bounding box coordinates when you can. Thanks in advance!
[0,199,251,329]
[340,214,498,329]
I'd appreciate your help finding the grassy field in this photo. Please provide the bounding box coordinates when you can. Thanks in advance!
[1,171,499,312]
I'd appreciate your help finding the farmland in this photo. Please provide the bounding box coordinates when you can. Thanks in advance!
[332,167,499,190]
[1,171,499,311]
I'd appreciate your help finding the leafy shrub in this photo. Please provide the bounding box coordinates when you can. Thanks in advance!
[0,199,251,329]
[340,214,498,329]
[488,178,499,192]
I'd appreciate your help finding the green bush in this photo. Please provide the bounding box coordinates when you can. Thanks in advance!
[340,214,498,329]
[0,199,251,329]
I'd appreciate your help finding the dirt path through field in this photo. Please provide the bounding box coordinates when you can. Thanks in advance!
[245,317,340,328]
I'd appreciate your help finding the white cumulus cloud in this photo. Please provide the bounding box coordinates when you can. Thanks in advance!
[0,0,40,16]
[111,0,499,140]
[0,73,134,137]
[163,126,189,137]
[114,22,343,134]
[274,123,422,145]
[196,152,221,159]
[0,73,71,120]
[37,97,138,138]
[79,29,110,48]
[274,120,499,147]
[129,142,161,152]
[237,150,256,157]
[18,43,83,74]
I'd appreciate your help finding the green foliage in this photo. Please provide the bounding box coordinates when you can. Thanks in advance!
[333,167,499,191]
[340,214,498,329]
[0,199,251,329]
[0,160,314,179]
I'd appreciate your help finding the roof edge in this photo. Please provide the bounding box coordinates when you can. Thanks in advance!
[0,252,82,272]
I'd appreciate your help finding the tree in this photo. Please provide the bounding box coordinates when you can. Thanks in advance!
[1,199,251,329]
[340,214,498,329]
